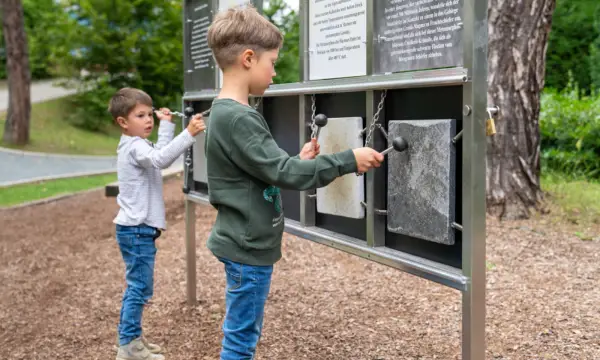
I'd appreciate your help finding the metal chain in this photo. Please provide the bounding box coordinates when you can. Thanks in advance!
[356,90,387,176]
[173,98,262,169]
[364,90,387,147]
[310,94,317,139]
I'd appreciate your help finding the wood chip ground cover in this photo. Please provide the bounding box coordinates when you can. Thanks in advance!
[0,179,598,359]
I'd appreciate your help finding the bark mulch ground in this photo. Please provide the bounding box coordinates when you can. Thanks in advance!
[0,178,598,359]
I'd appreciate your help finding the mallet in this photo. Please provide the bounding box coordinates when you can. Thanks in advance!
[313,113,328,140]
[184,107,195,117]
[380,136,409,156]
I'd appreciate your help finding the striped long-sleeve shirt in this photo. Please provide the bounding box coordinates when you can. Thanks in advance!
[113,121,195,230]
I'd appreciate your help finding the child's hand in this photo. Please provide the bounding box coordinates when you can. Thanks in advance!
[187,114,206,136]
[155,107,173,122]
[299,139,320,160]
[352,147,384,173]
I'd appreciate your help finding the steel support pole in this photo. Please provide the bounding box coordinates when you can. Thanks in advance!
[461,0,488,358]
[185,199,197,305]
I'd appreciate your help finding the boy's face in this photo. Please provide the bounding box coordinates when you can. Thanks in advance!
[117,103,154,139]
[247,49,279,95]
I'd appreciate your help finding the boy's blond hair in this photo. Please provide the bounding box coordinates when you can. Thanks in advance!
[108,87,153,120]
[207,4,283,69]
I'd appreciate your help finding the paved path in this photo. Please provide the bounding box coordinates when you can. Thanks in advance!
[0,79,183,187]
[0,147,183,187]
[0,78,78,112]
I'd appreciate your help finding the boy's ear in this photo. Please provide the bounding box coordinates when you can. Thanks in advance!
[241,49,256,69]
[116,116,128,129]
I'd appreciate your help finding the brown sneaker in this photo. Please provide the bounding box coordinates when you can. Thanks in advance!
[116,337,165,360]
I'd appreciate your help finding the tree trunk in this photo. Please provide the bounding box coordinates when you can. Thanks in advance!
[486,0,556,219]
[1,0,31,146]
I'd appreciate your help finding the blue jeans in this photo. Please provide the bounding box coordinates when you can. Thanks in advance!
[116,224,161,346]
[218,257,274,360]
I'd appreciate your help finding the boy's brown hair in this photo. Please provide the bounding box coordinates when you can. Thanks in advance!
[108,87,153,120]
[207,4,283,69]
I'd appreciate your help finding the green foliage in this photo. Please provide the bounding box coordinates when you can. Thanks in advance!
[546,0,600,93]
[590,9,600,90]
[52,0,183,131]
[264,0,300,84]
[540,83,600,178]
[0,0,72,80]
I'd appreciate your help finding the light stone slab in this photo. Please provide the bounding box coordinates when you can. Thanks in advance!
[316,117,365,219]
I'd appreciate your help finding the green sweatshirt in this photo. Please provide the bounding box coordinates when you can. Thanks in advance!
[205,98,358,266]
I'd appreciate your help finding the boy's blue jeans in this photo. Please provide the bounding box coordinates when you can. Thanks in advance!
[115,224,161,346]
[217,257,274,360]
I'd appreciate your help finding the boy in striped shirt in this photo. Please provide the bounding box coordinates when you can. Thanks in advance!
[109,87,205,360]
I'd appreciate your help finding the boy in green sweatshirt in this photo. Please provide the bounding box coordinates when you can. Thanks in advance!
[205,5,384,359]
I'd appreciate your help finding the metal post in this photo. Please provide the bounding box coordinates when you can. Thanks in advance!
[299,95,316,227]
[365,91,386,248]
[299,0,309,82]
[298,0,315,226]
[461,0,488,358]
[185,199,197,305]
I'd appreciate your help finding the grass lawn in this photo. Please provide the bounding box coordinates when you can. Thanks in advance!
[0,97,122,155]
[0,96,185,155]
[0,173,117,207]
[540,171,600,235]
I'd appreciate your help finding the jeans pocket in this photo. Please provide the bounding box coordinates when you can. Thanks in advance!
[222,259,243,292]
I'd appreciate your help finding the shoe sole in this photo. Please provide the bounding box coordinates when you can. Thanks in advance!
[114,345,163,354]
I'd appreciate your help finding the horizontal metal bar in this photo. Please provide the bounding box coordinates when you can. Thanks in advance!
[186,191,468,291]
[184,68,468,101]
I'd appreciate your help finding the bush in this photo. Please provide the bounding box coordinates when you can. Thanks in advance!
[540,83,600,178]
[52,0,183,131]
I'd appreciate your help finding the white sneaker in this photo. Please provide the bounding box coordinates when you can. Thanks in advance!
[116,334,163,354]
[116,337,165,360]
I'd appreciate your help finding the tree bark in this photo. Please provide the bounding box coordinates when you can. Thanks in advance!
[1,0,31,146]
[486,0,556,219]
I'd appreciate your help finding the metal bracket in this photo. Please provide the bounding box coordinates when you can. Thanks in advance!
[487,105,499,115]
[307,193,317,199]
[361,201,388,215]
[452,222,463,231]
[376,35,388,43]
[452,130,463,144]
[378,126,389,140]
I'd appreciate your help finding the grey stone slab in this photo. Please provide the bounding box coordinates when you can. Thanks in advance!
[387,119,456,245]
[184,0,216,92]
[373,0,464,74]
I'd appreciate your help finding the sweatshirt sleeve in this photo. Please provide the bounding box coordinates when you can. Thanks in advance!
[129,129,196,169]
[228,112,357,190]
[154,120,176,150]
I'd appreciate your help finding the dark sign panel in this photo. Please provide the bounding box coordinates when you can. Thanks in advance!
[374,0,464,74]
[184,0,216,92]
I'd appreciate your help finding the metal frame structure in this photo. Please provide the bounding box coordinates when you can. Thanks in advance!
[181,1,489,359]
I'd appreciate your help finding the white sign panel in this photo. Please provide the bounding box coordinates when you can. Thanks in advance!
[308,0,367,80]
[219,0,251,11]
